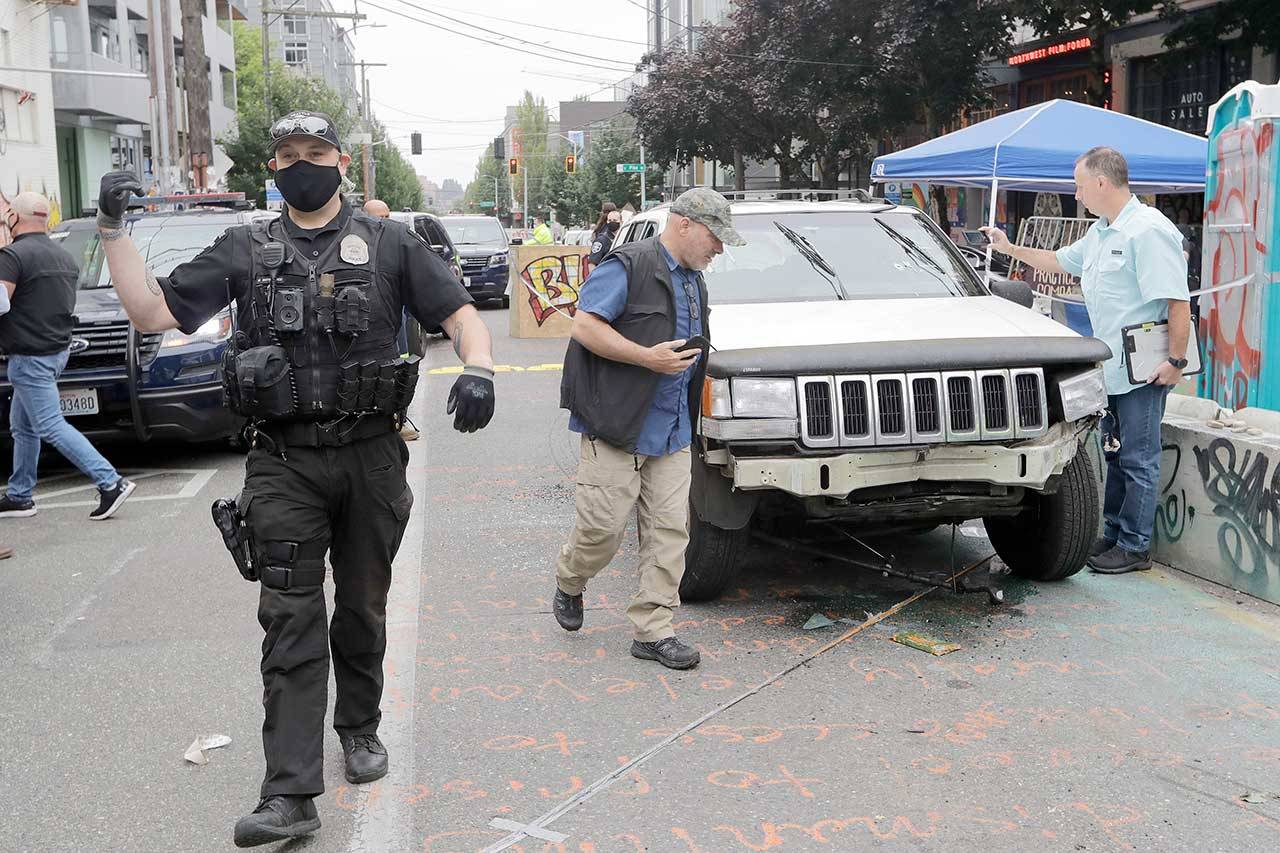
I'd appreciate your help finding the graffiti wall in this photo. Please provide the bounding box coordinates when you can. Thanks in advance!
[1199,82,1280,411]
[1154,409,1280,606]
[508,245,595,339]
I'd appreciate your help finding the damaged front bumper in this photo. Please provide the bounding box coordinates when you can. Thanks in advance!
[724,420,1091,498]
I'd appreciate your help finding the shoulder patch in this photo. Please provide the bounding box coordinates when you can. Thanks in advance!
[591,241,603,253]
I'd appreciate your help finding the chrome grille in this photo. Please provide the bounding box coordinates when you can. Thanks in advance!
[67,322,163,370]
[795,369,1049,448]
[460,257,487,272]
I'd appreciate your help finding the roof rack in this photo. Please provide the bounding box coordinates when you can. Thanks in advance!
[715,188,892,205]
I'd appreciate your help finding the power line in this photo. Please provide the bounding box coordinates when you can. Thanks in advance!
[371,98,505,124]
[419,0,650,48]
[373,0,638,71]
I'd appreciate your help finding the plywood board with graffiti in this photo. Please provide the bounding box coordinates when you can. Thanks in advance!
[508,245,594,339]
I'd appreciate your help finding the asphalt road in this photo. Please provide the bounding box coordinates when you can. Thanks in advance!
[2,306,1278,852]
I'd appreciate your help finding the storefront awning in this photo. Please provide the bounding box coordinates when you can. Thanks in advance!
[870,99,1208,195]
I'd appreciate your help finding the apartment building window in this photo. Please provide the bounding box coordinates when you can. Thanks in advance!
[283,15,308,38]
[111,135,140,173]
[0,28,11,65]
[284,42,308,66]
[133,34,149,73]
[1,87,39,143]
[221,66,236,109]
[89,10,121,62]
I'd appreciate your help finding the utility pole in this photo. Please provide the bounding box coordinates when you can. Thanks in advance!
[147,0,172,195]
[640,143,647,209]
[343,59,387,202]
[179,0,212,190]
[159,0,180,188]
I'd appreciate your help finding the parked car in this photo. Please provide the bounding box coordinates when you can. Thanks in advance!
[609,199,1111,600]
[440,215,511,307]
[1,207,258,445]
[390,210,465,339]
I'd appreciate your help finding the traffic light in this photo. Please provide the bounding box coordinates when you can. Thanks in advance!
[508,158,519,176]
[564,154,576,174]
[410,132,422,155]
[493,136,505,160]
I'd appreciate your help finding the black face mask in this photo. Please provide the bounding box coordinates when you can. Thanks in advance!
[273,159,342,212]
[606,221,620,233]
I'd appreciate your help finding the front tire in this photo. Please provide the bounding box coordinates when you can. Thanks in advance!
[680,512,751,601]
[983,443,1099,581]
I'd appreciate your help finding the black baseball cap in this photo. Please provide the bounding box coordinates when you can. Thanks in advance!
[268,110,341,155]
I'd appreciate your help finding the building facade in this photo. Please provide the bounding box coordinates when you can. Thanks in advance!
[48,0,244,216]
[1,0,61,223]
[244,0,357,115]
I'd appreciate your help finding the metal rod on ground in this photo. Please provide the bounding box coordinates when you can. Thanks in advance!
[752,530,967,591]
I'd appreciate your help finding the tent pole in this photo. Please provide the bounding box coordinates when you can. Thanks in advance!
[985,176,999,286]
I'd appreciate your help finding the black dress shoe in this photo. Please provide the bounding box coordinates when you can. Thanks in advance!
[553,587,583,631]
[233,795,320,847]
[631,636,701,670]
[1090,536,1115,557]
[1089,545,1152,574]
[340,732,389,784]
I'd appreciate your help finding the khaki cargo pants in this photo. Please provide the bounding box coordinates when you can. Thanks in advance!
[555,435,692,642]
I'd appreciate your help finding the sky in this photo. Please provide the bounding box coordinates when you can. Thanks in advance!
[339,0,650,188]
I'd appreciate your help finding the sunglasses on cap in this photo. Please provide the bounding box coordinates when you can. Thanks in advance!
[270,114,333,142]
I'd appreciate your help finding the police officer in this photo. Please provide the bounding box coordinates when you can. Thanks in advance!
[94,111,496,847]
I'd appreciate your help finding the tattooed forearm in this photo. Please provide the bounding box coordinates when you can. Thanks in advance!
[99,228,126,242]
[450,319,465,357]
[144,267,162,296]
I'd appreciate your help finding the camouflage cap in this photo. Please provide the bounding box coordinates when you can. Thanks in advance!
[670,187,746,246]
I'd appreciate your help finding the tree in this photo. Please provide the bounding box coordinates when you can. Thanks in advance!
[1012,1,1162,105]
[349,122,423,211]
[462,144,513,216]
[1163,0,1280,59]
[219,22,356,207]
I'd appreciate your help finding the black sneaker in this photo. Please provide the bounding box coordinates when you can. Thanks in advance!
[1090,537,1115,557]
[1089,545,1152,574]
[553,587,584,631]
[89,478,135,521]
[233,795,320,847]
[340,732,389,784]
[0,494,36,518]
[631,636,701,670]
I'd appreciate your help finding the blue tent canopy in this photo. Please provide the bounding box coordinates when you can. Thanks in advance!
[870,99,1208,195]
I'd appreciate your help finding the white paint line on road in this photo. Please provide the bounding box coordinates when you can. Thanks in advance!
[347,393,427,852]
[32,546,145,668]
[21,469,218,510]
[489,818,567,843]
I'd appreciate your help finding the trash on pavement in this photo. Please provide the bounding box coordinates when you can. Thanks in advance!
[1240,792,1273,804]
[892,631,961,656]
[802,613,836,630]
[184,734,232,765]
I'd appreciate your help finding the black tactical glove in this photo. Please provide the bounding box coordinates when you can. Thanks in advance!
[97,171,143,230]
[446,366,495,433]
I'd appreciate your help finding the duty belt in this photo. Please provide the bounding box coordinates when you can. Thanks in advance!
[253,414,397,451]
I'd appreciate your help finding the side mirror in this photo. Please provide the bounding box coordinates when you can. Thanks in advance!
[429,244,446,254]
[989,279,1034,309]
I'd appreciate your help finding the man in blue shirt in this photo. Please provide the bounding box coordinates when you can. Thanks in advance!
[553,188,745,669]
[983,146,1190,574]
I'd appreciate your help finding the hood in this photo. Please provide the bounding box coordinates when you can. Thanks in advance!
[709,296,1076,351]
[458,242,508,257]
[73,287,126,324]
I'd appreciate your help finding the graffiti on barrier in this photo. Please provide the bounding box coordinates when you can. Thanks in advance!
[520,253,592,326]
[1154,443,1195,545]
[1192,437,1280,581]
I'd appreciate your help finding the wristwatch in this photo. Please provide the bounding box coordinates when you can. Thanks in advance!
[1167,356,1189,370]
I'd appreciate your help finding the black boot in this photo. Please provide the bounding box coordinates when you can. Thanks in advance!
[553,587,584,631]
[233,795,320,848]
[340,732,389,784]
[631,636,701,669]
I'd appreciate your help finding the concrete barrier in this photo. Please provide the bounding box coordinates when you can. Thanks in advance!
[1154,406,1280,605]
[507,245,594,339]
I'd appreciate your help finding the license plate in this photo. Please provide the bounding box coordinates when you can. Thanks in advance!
[463,276,472,286]
[59,388,99,417]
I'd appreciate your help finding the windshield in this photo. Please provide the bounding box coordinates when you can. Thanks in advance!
[442,218,506,245]
[51,227,110,290]
[703,211,983,304]
[80,220,233,288]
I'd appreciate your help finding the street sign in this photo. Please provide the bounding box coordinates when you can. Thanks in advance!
[615,163,646,173]
[884,182,902,204]
[479,201,495,208]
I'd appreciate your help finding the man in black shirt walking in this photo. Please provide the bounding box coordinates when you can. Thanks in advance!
[0,193,135,521]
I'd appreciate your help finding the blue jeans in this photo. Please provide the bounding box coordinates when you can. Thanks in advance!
[1101,383,1171,552]
[7,350,119,501]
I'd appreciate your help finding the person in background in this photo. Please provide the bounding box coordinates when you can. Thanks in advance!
[587,202,621,267]
[0,275,13,557]
[982,146,1190,575]
[363,199,419,441]
[0,192,136,522]
[529,214,554,245]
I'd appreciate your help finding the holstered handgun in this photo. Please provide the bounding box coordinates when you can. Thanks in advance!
[211,498,257,582]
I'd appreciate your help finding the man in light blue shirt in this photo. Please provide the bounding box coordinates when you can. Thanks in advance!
[983,146,1190,574]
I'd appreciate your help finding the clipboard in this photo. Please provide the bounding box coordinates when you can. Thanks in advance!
[1121,318,1203,385]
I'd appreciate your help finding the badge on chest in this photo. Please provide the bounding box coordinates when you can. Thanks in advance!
[340,234,369,265]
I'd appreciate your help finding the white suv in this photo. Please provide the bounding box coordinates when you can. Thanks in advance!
[609,198,1110,600]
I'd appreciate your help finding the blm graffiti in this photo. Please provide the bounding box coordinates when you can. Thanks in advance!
[520,252,593,326]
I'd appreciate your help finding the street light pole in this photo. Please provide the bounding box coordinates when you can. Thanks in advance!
[640,144,647,209]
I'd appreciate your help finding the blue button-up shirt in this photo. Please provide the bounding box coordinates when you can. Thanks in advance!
[569,243,703,456]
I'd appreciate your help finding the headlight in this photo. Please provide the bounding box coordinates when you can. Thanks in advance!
[702,377,732,418]
[1057,367,1107,422]
[730,378,797,418]
[487,252,508,267]
[161,310,233,348]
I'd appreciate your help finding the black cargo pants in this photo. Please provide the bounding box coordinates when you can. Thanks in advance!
[239,431,414,797]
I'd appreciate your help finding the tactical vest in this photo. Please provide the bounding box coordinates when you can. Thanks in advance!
[222,211,420,423]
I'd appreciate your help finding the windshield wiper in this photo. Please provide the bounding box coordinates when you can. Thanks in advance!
[773,221,846,300]
[873,218,957,294]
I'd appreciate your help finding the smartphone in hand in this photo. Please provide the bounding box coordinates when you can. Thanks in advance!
[676,335,711,353]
